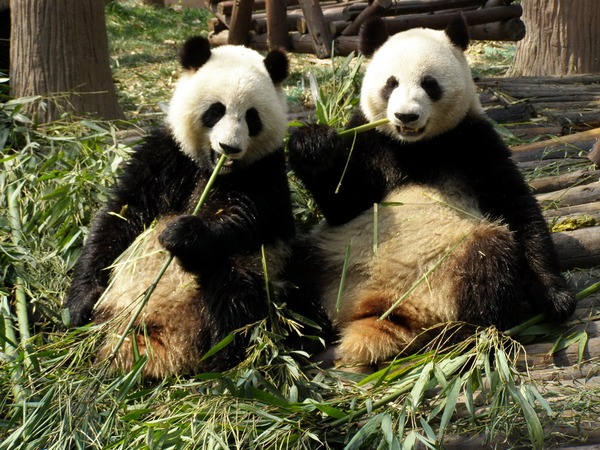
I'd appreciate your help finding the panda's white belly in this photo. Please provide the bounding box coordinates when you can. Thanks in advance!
[96,217,200,319]
[94,216,206,378]
[314,182,493,327]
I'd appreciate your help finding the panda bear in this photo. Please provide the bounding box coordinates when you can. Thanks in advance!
[64,36,302,378]
[286,15,576,368]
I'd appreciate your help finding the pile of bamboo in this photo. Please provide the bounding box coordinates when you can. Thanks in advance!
[206,0,525,58]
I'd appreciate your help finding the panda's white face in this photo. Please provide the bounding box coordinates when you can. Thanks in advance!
[167,45,288,169]
[360,27,483,143]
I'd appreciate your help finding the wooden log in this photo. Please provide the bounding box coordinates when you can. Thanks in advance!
[297,10,353,34]
[265,0,289,49]
[208,16,229,33]
[589,139,600,167]
[544,201,600,219]
[531,100,600,111]
[214,0,299,16]
[228,0,255,45]
[385,0,485,16]
[537,182,600,209]
[506,126,564,140]
[467,18,525,41]
[332,34,360,57]
[298,0,333,58]
[521,321,600,369]
[340,0,392,36]
[252,13,303,34]
[553,226,600,269]
[211,29,328,54]
[530,169,600,194]
[479,74,600,86]
[485,102,535,123]
[380,4,522,35]
[510,127,600,163]
[212,11,230,27]
[517,158,589,173]
[553,111,600,126]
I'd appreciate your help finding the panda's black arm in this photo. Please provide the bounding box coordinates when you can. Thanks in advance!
[462,122,576,321]
[287,118,389,225]
[158,150,296,270]
[64,130,201,326]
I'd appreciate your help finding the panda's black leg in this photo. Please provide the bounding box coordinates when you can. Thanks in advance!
[454,225,524,330]
[197,256,269,371]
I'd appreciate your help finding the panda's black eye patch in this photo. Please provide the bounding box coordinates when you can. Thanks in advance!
[245,107,263,137]
[421,75,442,101]
[381,76,399,100]
[202,102,226,128]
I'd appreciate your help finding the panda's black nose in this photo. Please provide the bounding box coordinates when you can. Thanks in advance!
[219,143,242,156]
[395,113,420,124]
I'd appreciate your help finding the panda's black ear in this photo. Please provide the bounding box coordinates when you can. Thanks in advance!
[445,13,470,51]
[263,49,289,84]
[359,17,389,56]
[180,36,212,71]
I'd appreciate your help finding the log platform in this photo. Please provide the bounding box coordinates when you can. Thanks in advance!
[448,75,600,447]
[205,0,525,58]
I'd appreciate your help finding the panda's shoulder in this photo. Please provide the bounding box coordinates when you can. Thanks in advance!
[450,113,511,157]
[129,127,199,170]
[116,127,204,190]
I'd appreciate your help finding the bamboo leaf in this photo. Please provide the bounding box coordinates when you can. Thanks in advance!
[200,333,234,361]
[311,402,346,420]
[438,378,461,440]
[410,361,433,409]
[381,413,393,444]
[344,413,383,450]
[509,382,544,449]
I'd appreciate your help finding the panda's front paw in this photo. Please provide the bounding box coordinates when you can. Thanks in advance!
[159,215,209,263]
[288,124,339,173]
[545,281,577,322]
[63,284,105,327]
[531,275,577,322]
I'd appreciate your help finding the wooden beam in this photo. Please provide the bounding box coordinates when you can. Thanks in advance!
[340,0,392,36]
[380,4,522,34]
[468,18,525,41]
[228,0,255,45]
[265,0,289,49]
[298,0,333,58]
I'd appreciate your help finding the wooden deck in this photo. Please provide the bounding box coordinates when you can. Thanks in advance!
[466,75,600,448]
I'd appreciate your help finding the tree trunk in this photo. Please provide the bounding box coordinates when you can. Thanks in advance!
[508,0,600,76]
[9,0,123,122]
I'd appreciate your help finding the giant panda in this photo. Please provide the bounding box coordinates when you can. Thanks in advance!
[286,15,576,368]
[64,36,308,378]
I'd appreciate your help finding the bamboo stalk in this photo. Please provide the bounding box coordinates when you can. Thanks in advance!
[6,171,31,346]
[1,295,27,405]
[338,118,390,137]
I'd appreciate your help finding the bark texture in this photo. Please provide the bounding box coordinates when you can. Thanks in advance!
[509,0,600,76]
[9,0,123,122]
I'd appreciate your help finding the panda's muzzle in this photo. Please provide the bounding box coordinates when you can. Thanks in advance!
[218,143,242,157]
[213,143,242,166]
[394,112,424,135]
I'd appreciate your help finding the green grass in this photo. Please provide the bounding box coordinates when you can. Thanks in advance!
[0,2,599,449]
[106,0,212,123]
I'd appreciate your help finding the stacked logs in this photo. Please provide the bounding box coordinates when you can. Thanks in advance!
[207,0,525,58]
[512,130,600,271]
[479,75,600,138]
